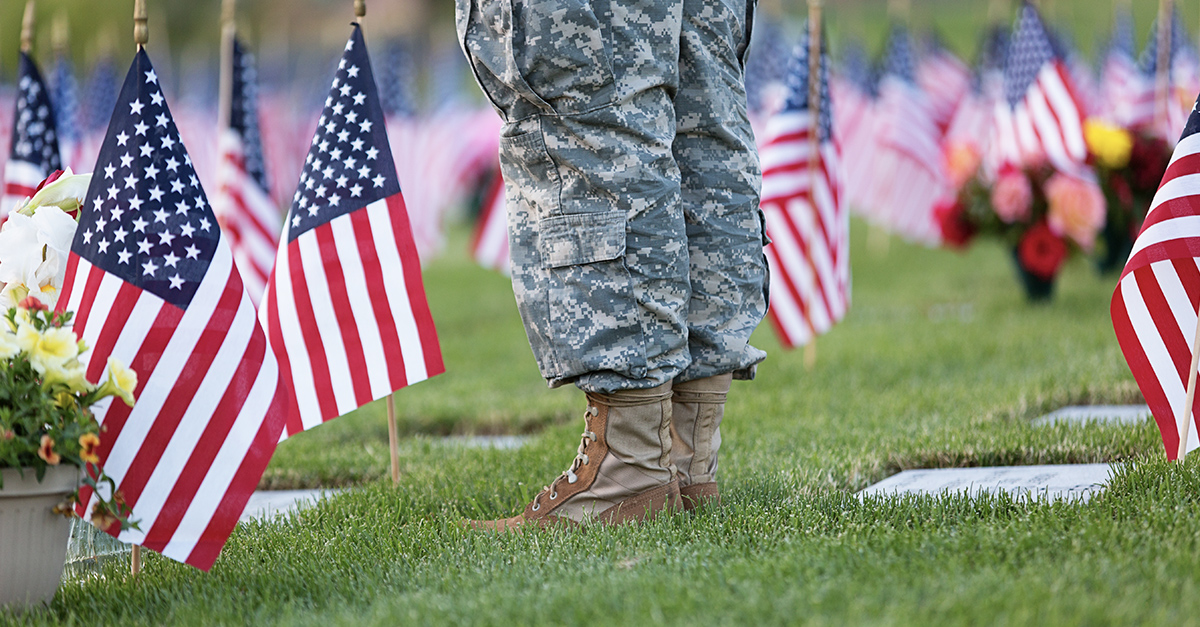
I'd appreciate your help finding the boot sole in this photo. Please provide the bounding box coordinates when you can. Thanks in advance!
[468,479,682,531]
[680,482,720,512]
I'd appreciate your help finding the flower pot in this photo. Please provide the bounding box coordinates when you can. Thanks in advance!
[1012,249,1056,302]
[0,465,80,609]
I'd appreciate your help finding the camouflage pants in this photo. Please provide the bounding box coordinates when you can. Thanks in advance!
[456,0,768,393]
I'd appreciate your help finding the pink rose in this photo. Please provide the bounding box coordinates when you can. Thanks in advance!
[1045,173,1106,250]
[991,169,1033,223]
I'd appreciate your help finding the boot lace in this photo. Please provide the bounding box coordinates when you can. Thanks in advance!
[532,405,599,511]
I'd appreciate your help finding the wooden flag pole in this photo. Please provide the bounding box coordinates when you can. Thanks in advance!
[1177,317,1200,460]
[805,0,822,371]
[21,1,35,53]
[217,0,237,135]
[1154,0,1174,132]
[134,0,148,48]
[353,0,399,483]
[130,0,148,577]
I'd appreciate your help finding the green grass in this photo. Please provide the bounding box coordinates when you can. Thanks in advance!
[5,221,1196,626]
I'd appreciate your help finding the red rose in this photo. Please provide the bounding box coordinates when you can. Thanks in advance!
[32,170,65,194]
[18,296,49,312]
[1017,221,1069,280]
[934,197,976,249]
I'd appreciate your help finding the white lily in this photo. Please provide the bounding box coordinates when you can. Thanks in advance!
[0,171,88,310]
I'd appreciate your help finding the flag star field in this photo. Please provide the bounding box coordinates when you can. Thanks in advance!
[72,51,219,309]
[288,31,400,241]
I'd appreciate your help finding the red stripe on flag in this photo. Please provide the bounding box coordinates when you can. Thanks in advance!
[70,263,108,337]
[57,253,81,315]
[264,269,305,438]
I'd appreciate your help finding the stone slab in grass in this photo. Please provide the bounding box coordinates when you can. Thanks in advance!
[1033,405,1150,427]
[240,489,341,522]
[438,435,531,450]
[858,464,1114,503]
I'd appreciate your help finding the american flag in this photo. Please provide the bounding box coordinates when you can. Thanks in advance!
[916,37,971,134]
[1139,9,1200,142]
[1111,95,1200,460]
[57,49,288,570]
[760,27,849,349]
[831,42,877,214]
[1101,10,1155,130]
[470,166,510,275]
[213,39,280,305]
[861,25,946,244]
[260,25,444,439]
[987,2,1088,176]
[49,53,83,172]
[2,52,62,222]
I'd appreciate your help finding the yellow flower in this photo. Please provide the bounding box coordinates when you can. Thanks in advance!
[1084,119,1133,169]
[42,358,92,395]
[78,433,101,464]
[97,357,137,407]
[38,435,61,465]
[19,324,80,376]
[0,329,17,360]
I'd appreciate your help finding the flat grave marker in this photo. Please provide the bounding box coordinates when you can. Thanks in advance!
[858,464,1114,503]
[1032,405,1150,427]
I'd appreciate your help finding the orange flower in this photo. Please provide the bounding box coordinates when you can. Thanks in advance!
[91,508,119,531]
[78,433,101,464]
[38,435,61,465]
[944,142,981,190]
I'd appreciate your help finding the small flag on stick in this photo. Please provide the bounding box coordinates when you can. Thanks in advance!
[213,39,280,305]
[1112,94,1200,461]
[2,52,63,222]
[57,49,288,570]
[470,167,510,275]
[760,19,849,350]
[259,24,444,439]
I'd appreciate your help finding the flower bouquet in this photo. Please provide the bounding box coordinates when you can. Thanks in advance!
[1084,120,1171,273]
[936,145,1106,301]
[0,170,143,606]
[0,297,138,531]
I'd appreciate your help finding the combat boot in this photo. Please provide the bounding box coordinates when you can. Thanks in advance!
[470,383,681,531]
[670,373,732,510]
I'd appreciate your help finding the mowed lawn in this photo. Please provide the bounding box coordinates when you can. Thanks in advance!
[4,221,1196,626]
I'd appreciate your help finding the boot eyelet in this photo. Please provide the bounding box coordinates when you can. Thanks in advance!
[549,491,557,500]
[532,501,541,511]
